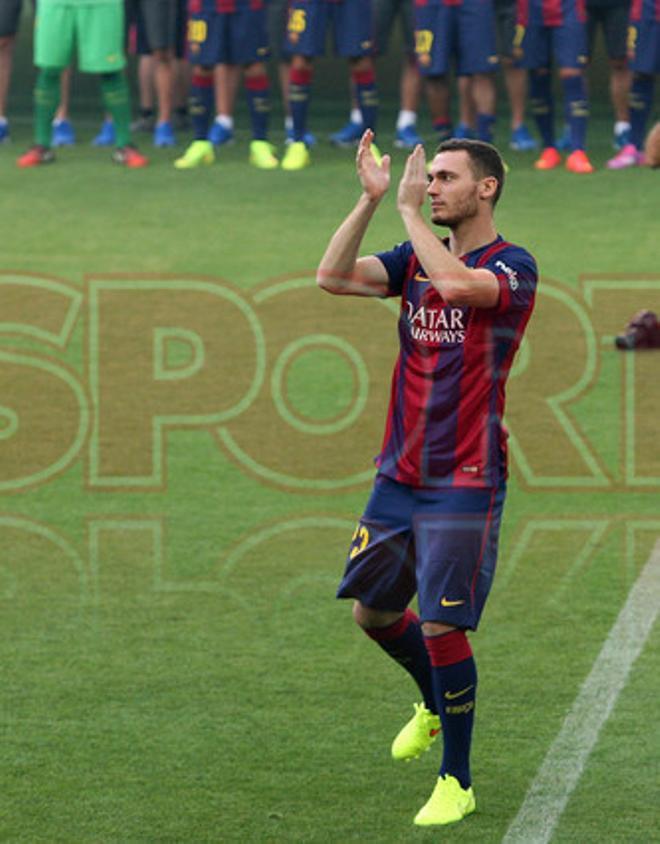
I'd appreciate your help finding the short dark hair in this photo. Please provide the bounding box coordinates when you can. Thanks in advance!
[434,138,505,206]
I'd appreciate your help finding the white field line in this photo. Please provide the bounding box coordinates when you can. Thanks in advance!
[502,539,660,844]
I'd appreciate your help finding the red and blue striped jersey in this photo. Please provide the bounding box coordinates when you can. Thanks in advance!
[631,0,660,22]
[516,0,586,27]
[375,236,537,489]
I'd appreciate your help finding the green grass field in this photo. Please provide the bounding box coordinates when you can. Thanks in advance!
[2,108,660,843]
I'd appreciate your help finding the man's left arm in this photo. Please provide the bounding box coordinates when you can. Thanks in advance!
[396,146,500,309]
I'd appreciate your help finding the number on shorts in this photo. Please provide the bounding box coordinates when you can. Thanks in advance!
[288,9,307,34]
[187,19,208,43]
[350,524,370,559]
[415,30,434,57]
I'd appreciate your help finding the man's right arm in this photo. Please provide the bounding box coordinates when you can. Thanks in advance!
[317,129,391,297]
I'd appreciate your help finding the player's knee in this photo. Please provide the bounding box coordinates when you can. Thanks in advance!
[291,55,312,71]
[558,67,582,80]
[421,621,457,637]
[352,601,402,630]
[609,57,627,73]
[152,48,172,63]
[350,55,372,72]
[0,35,14,50]
[244,62,267,78]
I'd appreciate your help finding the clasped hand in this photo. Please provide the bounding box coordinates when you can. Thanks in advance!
[356,130,427,216]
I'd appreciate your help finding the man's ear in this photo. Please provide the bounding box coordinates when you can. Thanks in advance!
[479,176,498,201]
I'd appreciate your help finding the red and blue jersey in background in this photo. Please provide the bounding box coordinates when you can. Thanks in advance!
[517,0,586,26]
[189,0,265,13]
[374,236,537,490]
[631,0,660,22]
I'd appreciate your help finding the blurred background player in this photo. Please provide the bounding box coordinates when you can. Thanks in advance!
[558,0,631,149]
[586,0,632,148]
[263,0,318,146]
[496,0,538,149]
[283,0,379,170]
[94,0,182,146]
[175,0,278,169]
[0,0,25,142]
[17,0,147,167]
[515,0,595,172]
[127,0,179,146]
[331,0,423,149]
[607,0,659,168]
[414,0,499,145]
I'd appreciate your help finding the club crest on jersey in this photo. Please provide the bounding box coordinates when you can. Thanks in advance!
[404,302,466,346]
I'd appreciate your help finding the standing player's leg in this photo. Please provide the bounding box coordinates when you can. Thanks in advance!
[174,65,215,167]
[608,18,657,169]
[51,66,77,147]
[0,0,22,143]
[517,22,562,169]
[328,0,379,146]
[175,1,218,168]
[457,0,498,143]
[415,2,452,143]
[208,63,239,145]
[74,3,148,166]
[495,0,537,151]
[281,0,323,170]
[337,477,438,759]
[412,485,505,827]
[226,5,278,168]
[172,0,190,129]
[556,20,593,173]
[17,1,74,166]
[244,61,279,169]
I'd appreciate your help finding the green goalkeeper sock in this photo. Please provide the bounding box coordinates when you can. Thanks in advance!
[100,72,132,147]
[35,68,61,147]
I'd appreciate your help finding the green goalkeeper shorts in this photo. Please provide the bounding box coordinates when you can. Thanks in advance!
[34,0,126,73]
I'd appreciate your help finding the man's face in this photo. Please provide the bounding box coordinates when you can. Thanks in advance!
[426,150,481,227]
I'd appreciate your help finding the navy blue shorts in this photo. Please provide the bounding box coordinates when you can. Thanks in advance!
[629,21,660,75]
[284,0,374,58]
[336,474,506,630]
[187,8,269,66]
[414,1,499,76]
[517,21,588,70]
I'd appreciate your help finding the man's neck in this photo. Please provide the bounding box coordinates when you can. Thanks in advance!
[446,218,499,258]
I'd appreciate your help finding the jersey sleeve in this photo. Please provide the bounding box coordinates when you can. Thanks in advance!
[374,241,415,298]
[484,246,538,314]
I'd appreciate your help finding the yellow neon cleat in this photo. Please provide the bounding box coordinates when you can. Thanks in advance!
[281,140,310,171]
[414,774,476,827]
[391,703,441,761]
[174,140,214,169]
[249,140,279,170]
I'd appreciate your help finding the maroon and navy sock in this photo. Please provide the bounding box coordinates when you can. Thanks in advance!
[365,609,435,713]
[629,73,654,150]
[562,74,588,151]
[353,69,378,132]
[245,72,271,141]
[529,70,555,148]
[189,71,213,141]
[289,66,313,142]
[424,630,477,790]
